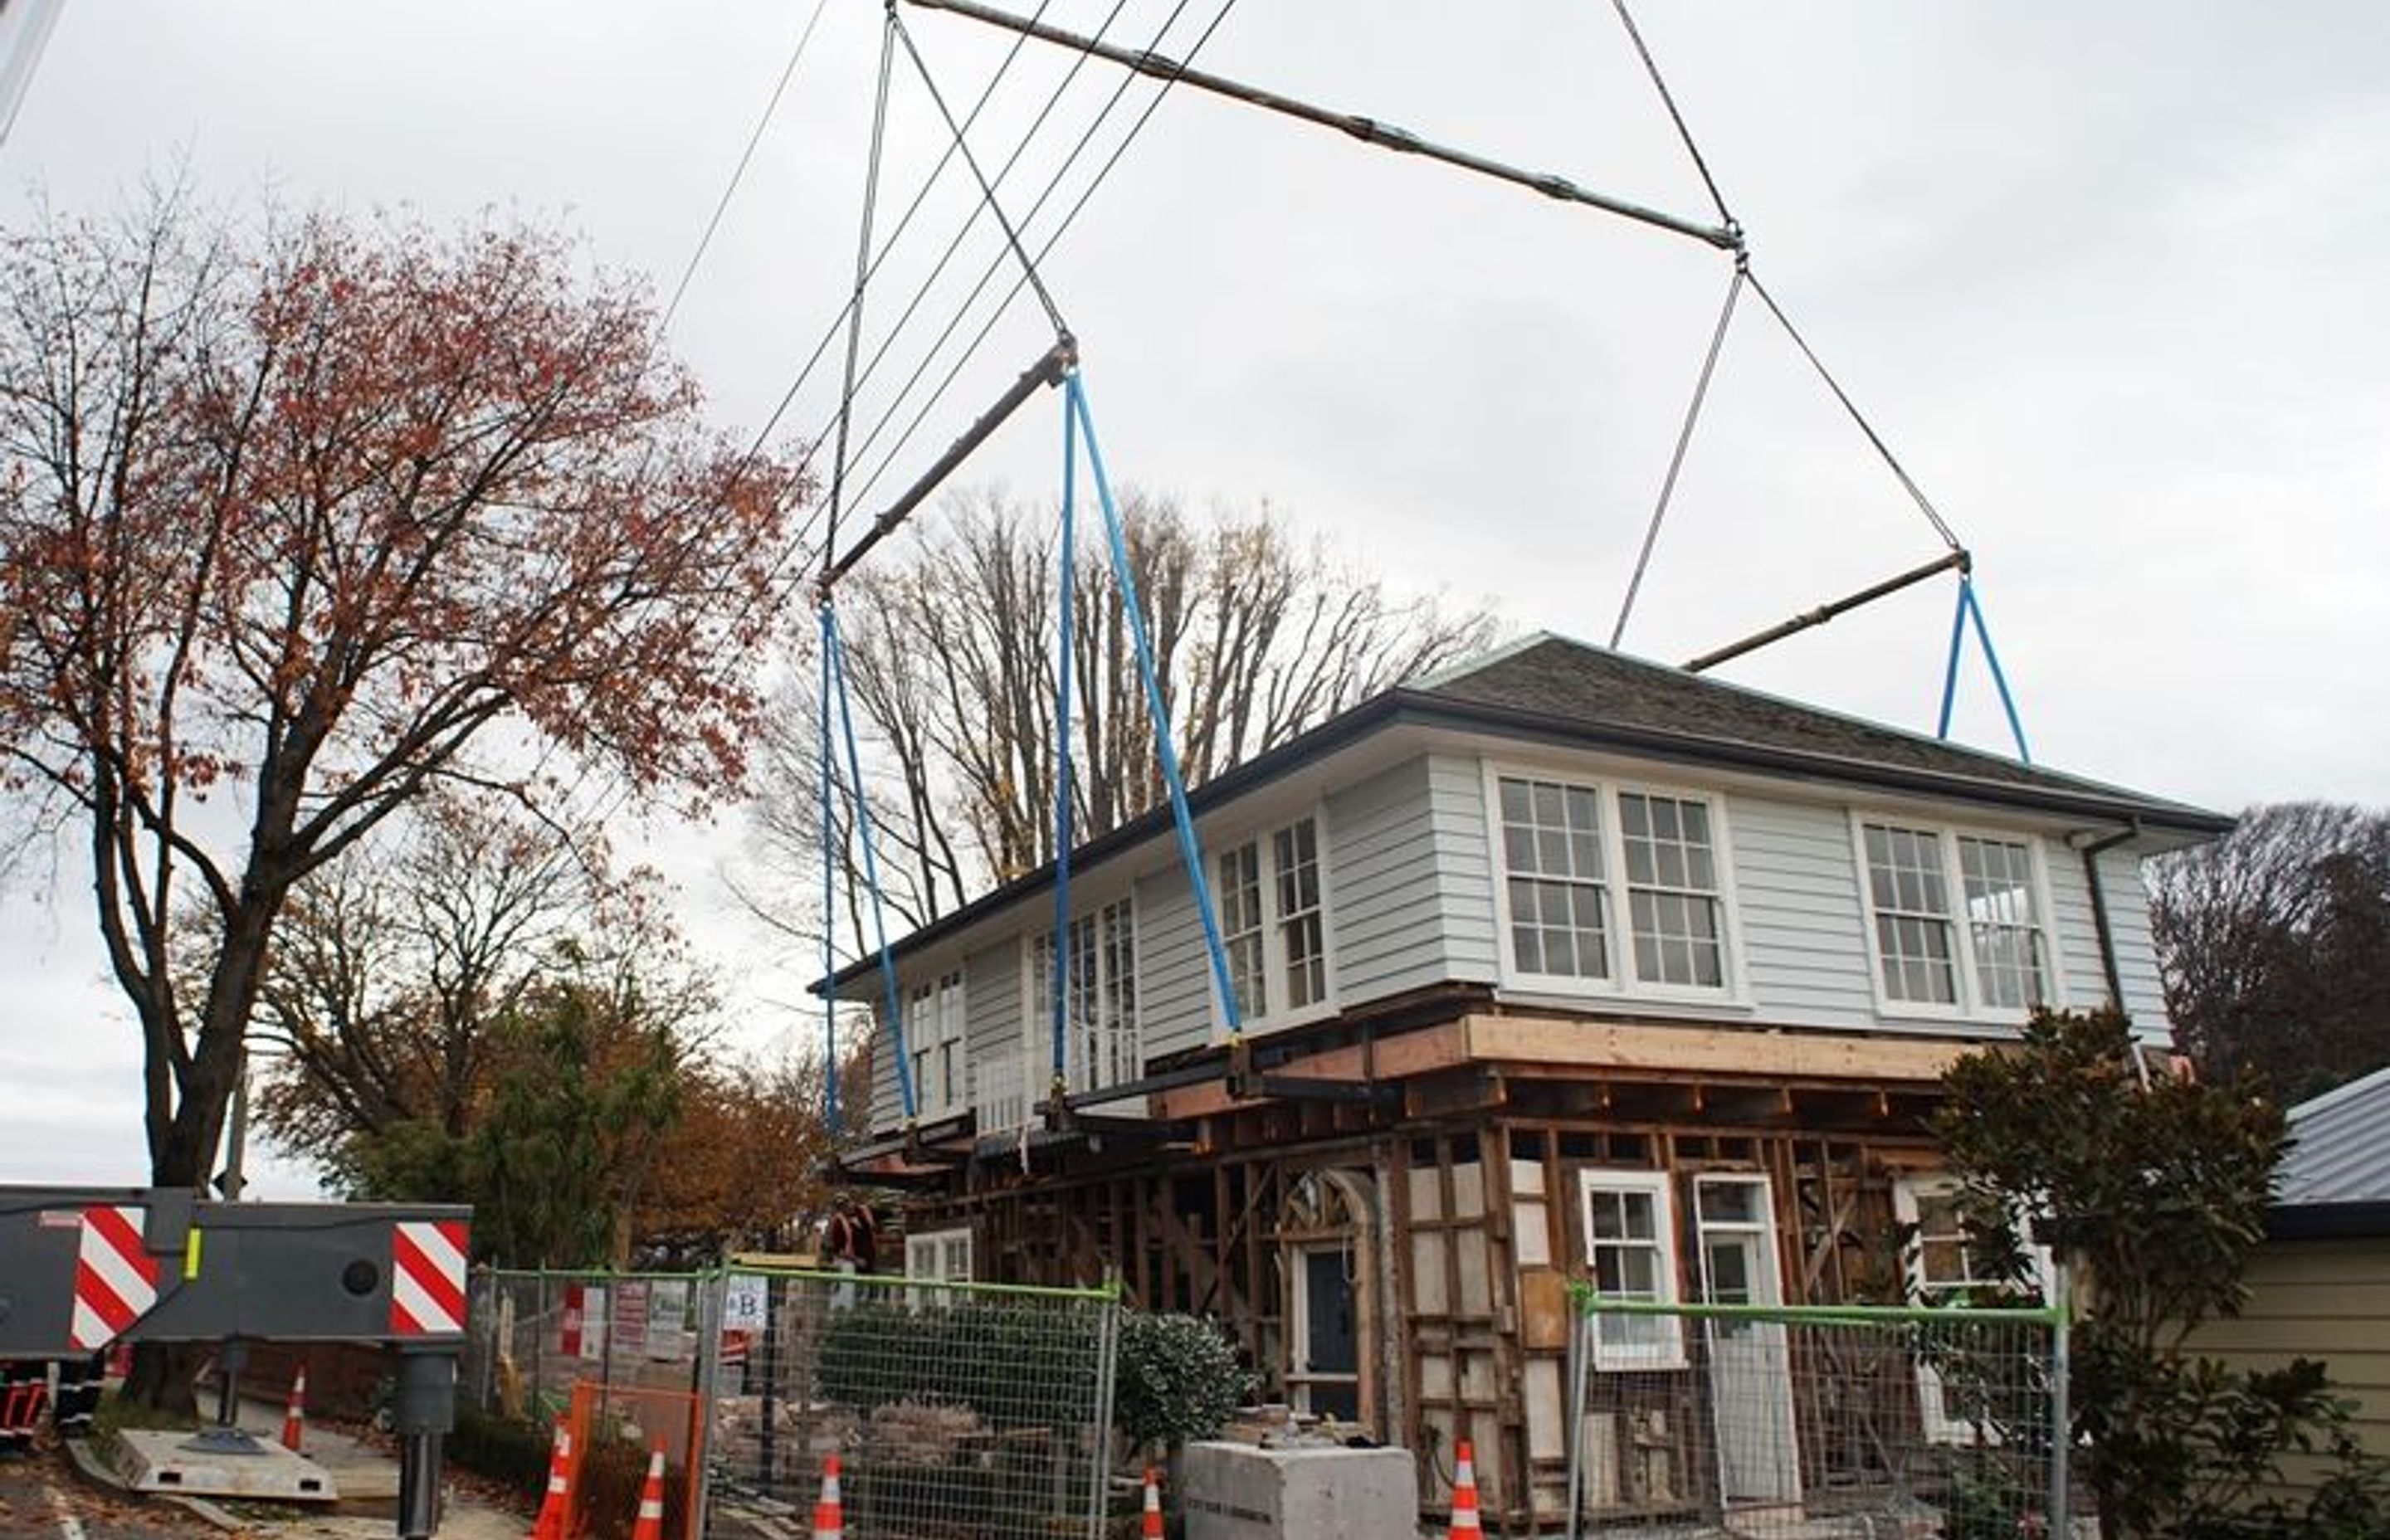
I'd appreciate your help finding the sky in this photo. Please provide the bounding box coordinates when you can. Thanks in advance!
[0,2,2383,1194]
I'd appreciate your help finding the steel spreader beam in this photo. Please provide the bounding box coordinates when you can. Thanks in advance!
[820,335,1076,592]
[1683,548,1969,674]
[903,0,1743,252]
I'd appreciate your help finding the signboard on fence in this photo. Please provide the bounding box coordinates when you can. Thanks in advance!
[612,1281,647,1358]
[580,1285,607,1360]
[647,1279,689,1361]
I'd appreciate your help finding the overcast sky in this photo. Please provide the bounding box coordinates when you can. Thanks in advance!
[1,2,2383,1195]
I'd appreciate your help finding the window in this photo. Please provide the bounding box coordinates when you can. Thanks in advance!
[1893,1177,2052,1444]
[1494,772,1732,995]
[907,969,966,1118]
[1859,821,2050,1015]
[1619,792,1725,987]
[1215,815,1332,1025]
[1027,899,1139,1094]
[905,1226,974,1304]
[1578,1170,1686,1370]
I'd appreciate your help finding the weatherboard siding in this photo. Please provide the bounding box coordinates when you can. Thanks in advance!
[1726,793,1884,1028]
[2045,846,2171,1034]
[1135,864,1212,1065]
[2185,1235,2390,1494]
[1427,753,1503,982]
[966,937,1027,1128]
[1325,758,1456,1002]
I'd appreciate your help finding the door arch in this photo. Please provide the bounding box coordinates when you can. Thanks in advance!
[1277,1168,1379,1430]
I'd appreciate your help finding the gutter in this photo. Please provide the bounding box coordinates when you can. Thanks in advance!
[2267,1201,2390,1242]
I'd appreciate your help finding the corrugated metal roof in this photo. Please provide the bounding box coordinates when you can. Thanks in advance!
[2279,1063,2390,1206]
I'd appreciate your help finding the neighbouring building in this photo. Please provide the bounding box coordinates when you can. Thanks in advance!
[825,633,2228,1533]
[2190,1062,2390,1496]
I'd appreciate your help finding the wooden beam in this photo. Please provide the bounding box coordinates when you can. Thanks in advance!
[1155,1021,1472,1120]
[1462,1013,1976,1084]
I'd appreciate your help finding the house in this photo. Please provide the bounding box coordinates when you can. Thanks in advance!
[2189,1062,2390,1494]
[824,633,2227,1532]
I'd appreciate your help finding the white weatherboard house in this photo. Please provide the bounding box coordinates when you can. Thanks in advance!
[827,633,2229,1533]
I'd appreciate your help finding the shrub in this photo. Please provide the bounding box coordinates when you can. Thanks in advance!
[1113,1313,1251,1452]
[446,1405,553,1499]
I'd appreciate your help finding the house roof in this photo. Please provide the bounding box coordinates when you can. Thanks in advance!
[2277,1063,2390,1208]
[822,631,2230,991]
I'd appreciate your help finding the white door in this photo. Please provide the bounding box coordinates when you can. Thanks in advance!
[1694,1176,1802,1508]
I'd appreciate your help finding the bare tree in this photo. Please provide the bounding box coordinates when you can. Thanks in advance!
[751,488,1498,930]
[0,190,801,1220]
[2151,801,2390,1101]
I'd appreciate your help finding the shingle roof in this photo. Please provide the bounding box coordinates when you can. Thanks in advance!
[2279,1064,2390,1207]
[1405,634,2229,833]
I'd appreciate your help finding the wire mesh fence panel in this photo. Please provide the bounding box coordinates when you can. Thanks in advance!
[1566,1291,2066,1540]
[703,1268,1121,1540]
[465,1269,715,1430]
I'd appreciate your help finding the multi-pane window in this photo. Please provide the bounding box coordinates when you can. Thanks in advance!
[1861,822,2049,1014]
[1215,816,1331,1025]
[1958,837,2046,1009]
[1027,899,1138,1094]
[1580,1170,1685,1370]
[1219,841,1267,1020]
[1500,777,1610,979]
[1620,792,1724,987]
[1496,773,1731,993]
[1864,823,1958,1005]
[1275,821,1325,1010]
[907,970,965,1117]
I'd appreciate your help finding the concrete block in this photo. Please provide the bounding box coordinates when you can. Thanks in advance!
[1182,1440,1417,1540]
[115,1428,339,1502]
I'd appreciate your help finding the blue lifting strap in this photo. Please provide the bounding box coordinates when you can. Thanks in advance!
[1936,574,2032,764]
[1054,372,1246,1045]
[822,601,919,1123]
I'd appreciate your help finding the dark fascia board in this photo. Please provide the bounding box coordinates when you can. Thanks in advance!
[2266,1201,2390,1242]
[820,688,2229,993]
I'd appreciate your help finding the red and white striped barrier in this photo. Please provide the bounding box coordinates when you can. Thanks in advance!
[71,1205,159,1351]
[389,1220,468,1337]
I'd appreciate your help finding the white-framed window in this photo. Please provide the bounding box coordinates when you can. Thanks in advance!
[1491,768,1734,997]
[1026,898,1139,1094]
[905,1226,974,1304]
[1214,814,1333,1026]
[1856,820,2053,1017]
[1579,1169,1687,1371]
[1892,1177,2052,1444]
[907,968,966,1118]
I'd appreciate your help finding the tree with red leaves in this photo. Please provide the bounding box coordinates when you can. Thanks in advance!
[0,192,803,1214]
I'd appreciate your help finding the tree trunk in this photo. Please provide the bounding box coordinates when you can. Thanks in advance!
[123,1341,206,1420]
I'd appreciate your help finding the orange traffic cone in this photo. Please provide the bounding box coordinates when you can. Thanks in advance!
[528,1425,573,1540]
[1141,1466,1164,1538]
[629,1445,667,1540]
[1447,1438,1481,1538]
[812,1450,844,1540]
[279,1365,308,1452]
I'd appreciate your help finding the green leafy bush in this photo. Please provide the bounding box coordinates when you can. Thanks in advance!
[1113,1313,1251,1451]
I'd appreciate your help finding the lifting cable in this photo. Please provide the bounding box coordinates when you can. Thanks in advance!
[836,0,1215,515]
[841,0,1236,519]
[820,7,919,1129]
[1608,264,1743,649]
[1602,2,2031,759]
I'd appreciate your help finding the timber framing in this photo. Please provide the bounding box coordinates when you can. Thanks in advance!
[857,1001,1992,1534]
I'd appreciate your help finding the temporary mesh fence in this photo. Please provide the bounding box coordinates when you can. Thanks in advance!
[1566,1286,2070,1540]
[462,1269,715,1430]
[701,1267,1122,1540]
